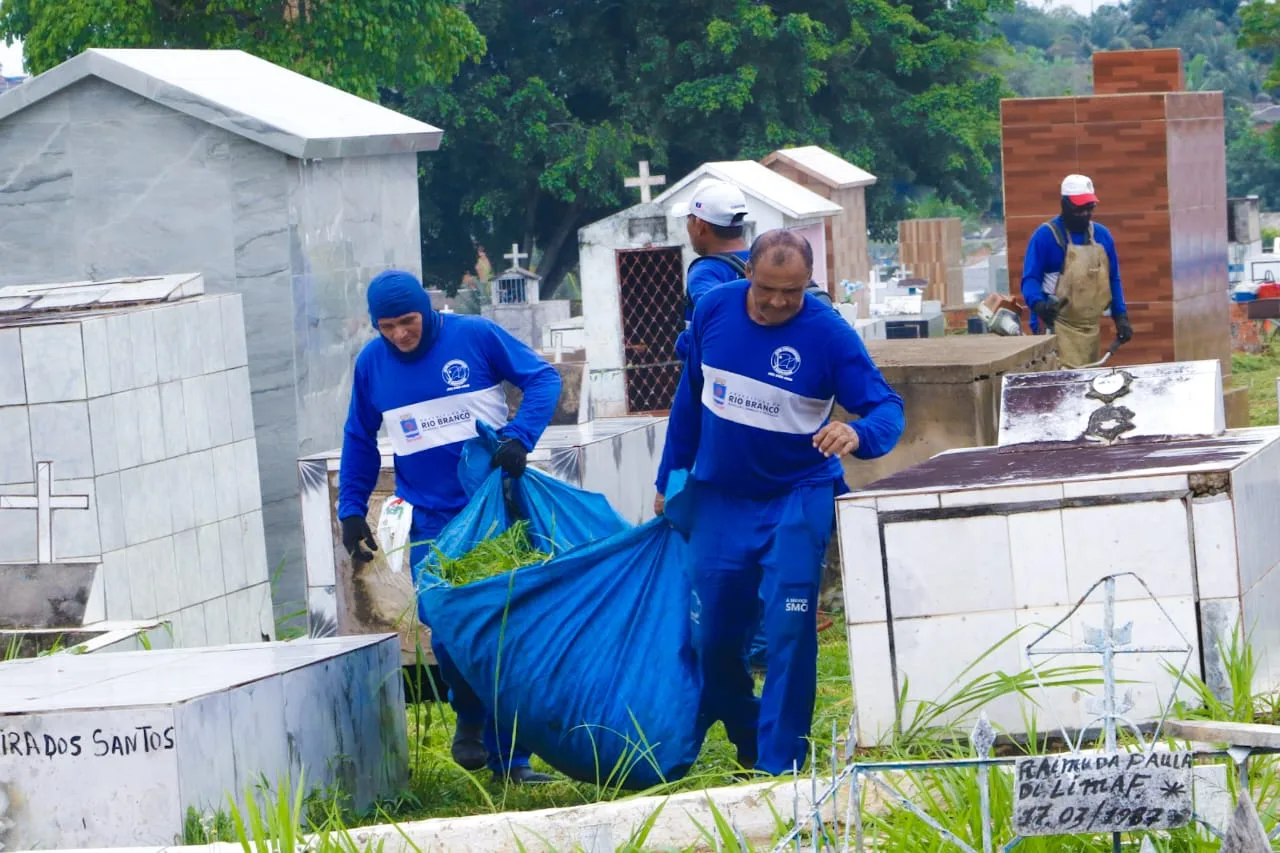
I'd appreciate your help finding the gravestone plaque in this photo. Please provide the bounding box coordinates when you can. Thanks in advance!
[1013,751,1194,836]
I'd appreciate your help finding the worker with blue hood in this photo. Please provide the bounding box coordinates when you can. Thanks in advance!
[337,269,562,784]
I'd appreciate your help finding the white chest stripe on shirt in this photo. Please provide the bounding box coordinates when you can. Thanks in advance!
[383,384,510,457]
[699,363,834,435]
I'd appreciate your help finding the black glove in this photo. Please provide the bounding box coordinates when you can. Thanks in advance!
[1114,313,1133,344]
[491,438,529,478]
[1031,297,1062,327]
[340,515,378,564]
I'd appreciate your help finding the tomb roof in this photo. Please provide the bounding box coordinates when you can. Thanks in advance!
[655,160,842,221]
[761,146,878,189]
[0,273,203,325]
[0,49,442,159]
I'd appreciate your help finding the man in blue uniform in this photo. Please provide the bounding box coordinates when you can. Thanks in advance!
[671,180,752,361]
[1021,174,1133,368]
[337,269,562,784]
[655,230,905,776]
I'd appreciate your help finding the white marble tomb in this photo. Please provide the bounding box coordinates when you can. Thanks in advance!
[0,273,273,646]
[838,360,1280,745]
[0,635,406,849]
[300,416,668,662]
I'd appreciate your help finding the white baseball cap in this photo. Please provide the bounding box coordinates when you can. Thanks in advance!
[670,180,749,227]
[1061,174,1099,206]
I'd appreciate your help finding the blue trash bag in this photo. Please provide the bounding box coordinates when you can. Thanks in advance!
[416,426,706,788]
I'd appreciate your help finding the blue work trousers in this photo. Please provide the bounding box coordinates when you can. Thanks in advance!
[688,481,835,775]
[410,507,532,773]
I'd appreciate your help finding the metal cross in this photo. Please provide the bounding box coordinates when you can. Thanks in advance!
[503,242,528,269]
[0,461,91,563]
[624,160,666,203]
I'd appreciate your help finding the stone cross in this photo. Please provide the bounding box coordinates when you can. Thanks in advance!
[624,160,666,203]
[504,242,528,269]
[0,461,90,563]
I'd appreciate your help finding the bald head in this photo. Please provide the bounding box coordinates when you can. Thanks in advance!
[744,229,813,326]
[748,229,814,275]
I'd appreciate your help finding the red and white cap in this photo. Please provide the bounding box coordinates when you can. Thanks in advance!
[1061,174,1099,206]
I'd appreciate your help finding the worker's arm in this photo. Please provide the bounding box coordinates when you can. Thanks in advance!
[655,303,708,493]
[337,356,385,519]
[483,322,563,451]
[1019,225,1059,308]
[830,323,906,461]
[1097,227,1128,316]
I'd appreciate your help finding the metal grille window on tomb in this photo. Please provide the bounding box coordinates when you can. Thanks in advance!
[617,246,685,414]
[496,273,528,305]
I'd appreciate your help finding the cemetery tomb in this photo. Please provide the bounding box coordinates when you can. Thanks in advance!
[480,244,572,352]
[299,416,668,663]
[833,335,1059,491]
[897,217,965,308]
[580,160,841,417]
[999,47,1246,424]
[0,273,272,648]
[0,635,406,848]
[837,358,1280,745]
[0,47,442,609]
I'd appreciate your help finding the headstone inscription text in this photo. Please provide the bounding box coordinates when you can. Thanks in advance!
[1013,751,1193,837]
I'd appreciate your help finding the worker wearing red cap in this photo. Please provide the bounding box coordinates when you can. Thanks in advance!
[1019,174,1133,367]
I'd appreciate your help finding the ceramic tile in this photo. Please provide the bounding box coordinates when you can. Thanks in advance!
[175,301,204,380]
[82,565,107,624]
[158,380,189,457]
[204,371,234,448]
[0,483,37,561]
[128,309,160,388]
[150,537,180,615]
[120,461,172,546]
[171,528,201,610]
[1012,605,1084,733]
[180,375,212,452]
[127,543,158,618]
[1199,596,1242,703]
[1008,510,1071,609]
[153,302,184,384]
[29,401,94,479]
[0,405,34,485]
[188,450,219,526]
[221,295,249,369]
[198,297,227,375]
[226,366,255,442]
[182,603,208,646]
[1062,499,1194,600]
[837,503,887,625]
[166,456,197,534]
[1191,494,1240,599]
[227,586,259,642]
[1061,474,1189,499]
[79,317,112,399]
[87,394,119,475]
[94,471,126,553]
[1240,543,1280,688]
[195,522,226,603]
[211,443,240,519]
[939,482,1064,508]
[174,690,237,816]
[100,548,133,620]
[234,439,262,513]
[220,516,248,593]
[884,515,1014,619]
[112,390,143,471]
[876,493,940,512]
[847,622,897,746]
[203,595,231,646]
[51,477,99,560]
[105,313,135,393]
[1227,438,1280,595]
[241,510,270,587]
[0,328,26,405]
[20,323,86,404]
[135,385,166,465]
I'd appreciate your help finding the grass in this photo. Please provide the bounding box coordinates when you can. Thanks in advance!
[1231,346,1280,427]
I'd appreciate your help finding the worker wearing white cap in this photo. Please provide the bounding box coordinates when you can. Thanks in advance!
[1020,174,1133,367]
[670,180,752,361]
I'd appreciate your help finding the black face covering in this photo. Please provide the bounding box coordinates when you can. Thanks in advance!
[1060,197,1094,235]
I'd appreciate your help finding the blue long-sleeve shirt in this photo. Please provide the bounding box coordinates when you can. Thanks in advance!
[338,314,562,520]
[675,251,750,361]
[1020,218,1127,334]
[656,281,905,498]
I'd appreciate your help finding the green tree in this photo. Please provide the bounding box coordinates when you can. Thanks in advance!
[413,0,1016,293]
[1129,0,1241,40]
[0,0,485,100]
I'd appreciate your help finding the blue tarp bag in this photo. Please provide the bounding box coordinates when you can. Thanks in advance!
[416,424,706,788]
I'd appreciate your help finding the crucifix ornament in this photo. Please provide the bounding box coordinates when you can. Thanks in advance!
[624,160,666,203]
[503,242,528,269]
[0,461,91,563]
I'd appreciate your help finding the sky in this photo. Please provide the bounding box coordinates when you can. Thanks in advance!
[0,0,1124,79]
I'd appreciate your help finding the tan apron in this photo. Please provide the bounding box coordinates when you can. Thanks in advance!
[1047,220,1110,368]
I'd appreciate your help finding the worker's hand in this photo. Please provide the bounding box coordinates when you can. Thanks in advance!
[340,515,378,565]
[813,422,860,459]
[491,438,529,478]
[1114,313,1133,344]
[1031,298,1061,327]
[654,492,665,516]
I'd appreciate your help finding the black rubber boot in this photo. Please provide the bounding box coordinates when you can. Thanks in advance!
[496,765,555,784]
[451,722,488,771]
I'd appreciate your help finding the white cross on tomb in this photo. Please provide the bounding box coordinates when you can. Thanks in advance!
[0,461,91,563]
[625,160,666,204]
[504,242,529,268]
